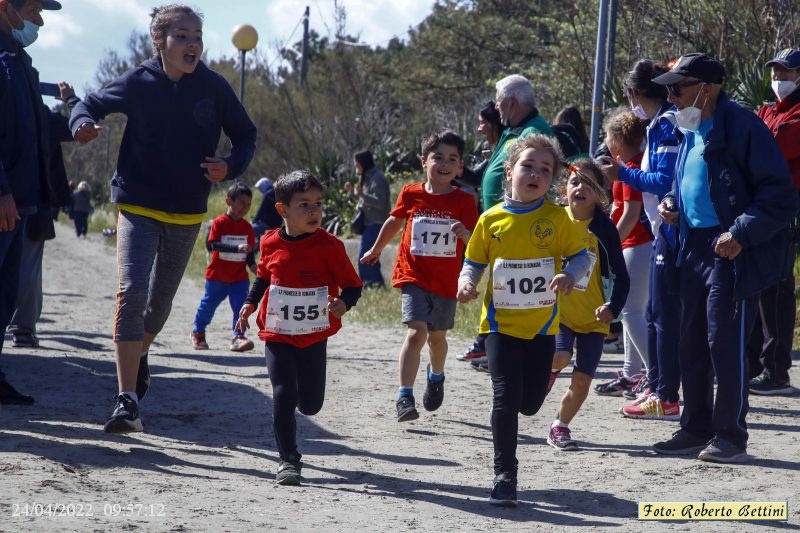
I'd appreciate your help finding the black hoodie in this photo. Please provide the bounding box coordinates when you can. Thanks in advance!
[69,57,257,215]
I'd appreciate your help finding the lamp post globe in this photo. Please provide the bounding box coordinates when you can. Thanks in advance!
[232,24,258,51]
[231,24,259,103]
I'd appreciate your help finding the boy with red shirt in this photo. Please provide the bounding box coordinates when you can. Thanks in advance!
[237,170,362,486]
[191,183,257,352]
[361,130,480,422]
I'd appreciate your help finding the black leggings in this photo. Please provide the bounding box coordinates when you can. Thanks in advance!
[265,340,327,460]
[486,332,554,477]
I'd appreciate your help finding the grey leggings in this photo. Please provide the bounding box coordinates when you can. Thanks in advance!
[114,210,200,342]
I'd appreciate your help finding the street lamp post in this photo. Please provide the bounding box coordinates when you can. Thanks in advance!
[231,24,259,103]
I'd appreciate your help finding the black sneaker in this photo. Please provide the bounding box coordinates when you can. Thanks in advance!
[0,378,35,405]
[489,473,518,507]
[749,372,793,396]
[11,332,39,348]
[697,437,748,464]
[275,455,303,486]
[136,352,151,401]
[103,394,143,434]
[653,430,708,455]
[422,365,445,412]
[396,395,419,422]
[471,359,489,372]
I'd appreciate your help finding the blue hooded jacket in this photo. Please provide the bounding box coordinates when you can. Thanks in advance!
[670,91,796,299]
[69,57,257,215]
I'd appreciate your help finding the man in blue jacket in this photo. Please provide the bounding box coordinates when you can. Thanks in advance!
[0,0,61,406]
[653,53,796,463]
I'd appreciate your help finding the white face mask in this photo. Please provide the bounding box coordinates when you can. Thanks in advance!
[771,78,799,101]
[631,104,650,120]
[675,84,707,132]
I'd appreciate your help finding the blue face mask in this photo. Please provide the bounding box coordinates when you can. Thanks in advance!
[12,20,40,47]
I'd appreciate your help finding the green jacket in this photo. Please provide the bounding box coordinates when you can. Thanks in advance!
[480,110,552,212]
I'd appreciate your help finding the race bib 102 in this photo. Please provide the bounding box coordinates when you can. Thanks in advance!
[491,257,556,309]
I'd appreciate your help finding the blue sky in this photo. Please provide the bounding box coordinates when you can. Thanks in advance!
[28,0,435,98]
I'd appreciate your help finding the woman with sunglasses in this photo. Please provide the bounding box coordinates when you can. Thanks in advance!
[598,59,682,421]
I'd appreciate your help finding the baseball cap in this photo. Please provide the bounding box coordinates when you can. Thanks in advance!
[652,53,726,85]
[766,48,800,70]
[255,177,273,195]
[9,0,61,9]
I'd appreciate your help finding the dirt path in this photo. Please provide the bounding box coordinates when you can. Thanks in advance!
[1,224,799,532]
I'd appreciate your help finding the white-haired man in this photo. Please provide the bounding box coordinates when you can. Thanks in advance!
[480,74,554,211]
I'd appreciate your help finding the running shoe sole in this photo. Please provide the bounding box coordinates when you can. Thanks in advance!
[104,417,144,434]
[547,436,579,451]
[697,450,749,464]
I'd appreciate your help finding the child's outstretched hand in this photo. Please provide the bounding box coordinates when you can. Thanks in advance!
[327,295,347,318]
[450,221,472,244]
[236,303,255,335]
[550,272,575,295]
[595,305,614,324]
[360,248,381,265]
[201,156,228,182]
[457,281,479,303]
[74,122,103,144]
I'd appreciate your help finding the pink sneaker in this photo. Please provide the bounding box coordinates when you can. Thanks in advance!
[547,425,579,451]
[621,394,680,420]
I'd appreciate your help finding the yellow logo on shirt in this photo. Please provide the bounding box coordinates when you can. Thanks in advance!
[530,219,555,249]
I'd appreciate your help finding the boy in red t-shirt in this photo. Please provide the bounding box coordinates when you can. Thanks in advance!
[191,183,257,352]
[361,129,480,422]
[236,170,363,486]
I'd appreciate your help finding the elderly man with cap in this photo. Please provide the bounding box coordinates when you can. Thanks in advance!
[0,0,62,406]
[747,48,800,396]
[653,53,796,463]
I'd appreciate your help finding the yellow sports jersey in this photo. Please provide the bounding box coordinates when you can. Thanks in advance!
[465,199,587,339]
[559,207,609,335]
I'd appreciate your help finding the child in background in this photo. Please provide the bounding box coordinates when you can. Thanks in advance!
[457,134,590,507]
[69,4,257,433]
[594,111,651,400]
[237,171,362,486]
[72,181,92,237]
[360,130,479,422]
[546,160,629,450]
[191,182,257,352]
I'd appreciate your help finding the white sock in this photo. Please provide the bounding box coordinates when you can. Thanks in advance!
[121,391,139,403]
[551,419,568,428]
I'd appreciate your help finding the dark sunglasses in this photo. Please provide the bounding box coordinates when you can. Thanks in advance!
[665,79,703,97]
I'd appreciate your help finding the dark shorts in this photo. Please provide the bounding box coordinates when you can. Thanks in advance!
[401,283,457,331]
[555,323,605,377]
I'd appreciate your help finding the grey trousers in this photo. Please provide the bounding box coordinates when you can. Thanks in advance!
[114,210,200,342]
[8,234,44,336]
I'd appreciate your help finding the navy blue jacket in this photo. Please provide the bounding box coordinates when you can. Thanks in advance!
[69,58,257,215]
[0,32,49,212]
[671,91,796,299]
[587,206,630,318]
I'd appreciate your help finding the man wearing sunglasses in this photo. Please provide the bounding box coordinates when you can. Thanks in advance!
[651,53,795,463]
[747,48,800,397]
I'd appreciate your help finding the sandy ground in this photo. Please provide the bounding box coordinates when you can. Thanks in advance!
[1,224,799,532]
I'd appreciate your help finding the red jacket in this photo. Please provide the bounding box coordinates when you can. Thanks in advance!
[758,88,800,190]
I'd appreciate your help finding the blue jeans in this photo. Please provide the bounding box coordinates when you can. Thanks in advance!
[0,216,27,369]
[193,279,250,335]
[358,223,384,287]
